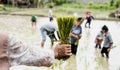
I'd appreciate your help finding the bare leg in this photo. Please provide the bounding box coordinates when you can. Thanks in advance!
[95,44,98,48]
[31,22,34,27]
[85,22,87,28]
[33,22,37,28]
[41,40,45,48]
[99,44,101,49]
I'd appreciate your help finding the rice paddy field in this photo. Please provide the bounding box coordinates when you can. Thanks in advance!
[0,15,120,70]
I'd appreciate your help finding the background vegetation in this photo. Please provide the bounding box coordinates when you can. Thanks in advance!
[0,0,119,19]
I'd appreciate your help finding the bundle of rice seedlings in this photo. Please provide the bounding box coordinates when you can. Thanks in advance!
[56,16,75,60]
[57,16,75,44]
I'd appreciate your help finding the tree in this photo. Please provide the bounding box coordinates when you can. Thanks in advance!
[12,0,15,7]
[39,0,45,7]
[54,0,66,5]
[115,0,120,8]
[37,0,40,8]
[33,0,43,8]
[110,0,114,6]
[7,0,10,6]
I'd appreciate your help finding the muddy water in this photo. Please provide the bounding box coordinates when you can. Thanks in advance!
[0,15,120,70]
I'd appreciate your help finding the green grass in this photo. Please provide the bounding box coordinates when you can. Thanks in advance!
[55,5,115,18]
[0,3,116,19]
[0,5,19,12]
[11,8,48,16]
[8,6,114,19]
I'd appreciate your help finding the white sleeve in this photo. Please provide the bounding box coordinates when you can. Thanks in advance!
[8,34,55,67]
[54,31,59,41]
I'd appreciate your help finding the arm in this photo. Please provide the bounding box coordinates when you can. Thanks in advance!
[35,43,72,66]
[78,26,82,40]
[107,43,113,52]
[54,31,60,41]
[7,33,54,67]
[78,34,82,40]
[91,15,94,19]
[108,34,113,51]
[0,32,9,70]
[70,33,79,39]
[54,31,60,40]
[8,33,72,67]
[54,43,72,59]
[109,34,113,48]
[54,23,59,40]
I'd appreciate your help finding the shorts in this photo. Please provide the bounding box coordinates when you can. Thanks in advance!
[32,20,36,22]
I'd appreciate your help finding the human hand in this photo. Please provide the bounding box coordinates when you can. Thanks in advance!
[78,35,82,40]
[107,48,111,52]
[70,33,79,39]
[54,44,72,60]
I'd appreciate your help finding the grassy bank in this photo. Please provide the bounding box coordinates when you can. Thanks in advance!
[0,3,118,20]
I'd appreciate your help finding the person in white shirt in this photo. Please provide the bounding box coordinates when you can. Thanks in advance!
[40,17,58,47]
[48,6,53,19]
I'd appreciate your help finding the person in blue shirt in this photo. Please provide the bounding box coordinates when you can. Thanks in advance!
[70,17,84,55]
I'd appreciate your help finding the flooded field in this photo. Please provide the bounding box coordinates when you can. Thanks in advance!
[0,15,120,70]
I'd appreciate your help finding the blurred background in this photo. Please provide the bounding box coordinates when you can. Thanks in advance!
[0,0,120,19]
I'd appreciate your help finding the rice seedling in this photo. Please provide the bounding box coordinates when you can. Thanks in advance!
[57,16,75,44]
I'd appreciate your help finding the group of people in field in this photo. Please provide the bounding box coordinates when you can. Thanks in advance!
[95,25,113,59]
[85,10,113,59]
[30,5,114,59]
[0,6,71,70]
[35,6,113,59]
[0,5,113,70]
